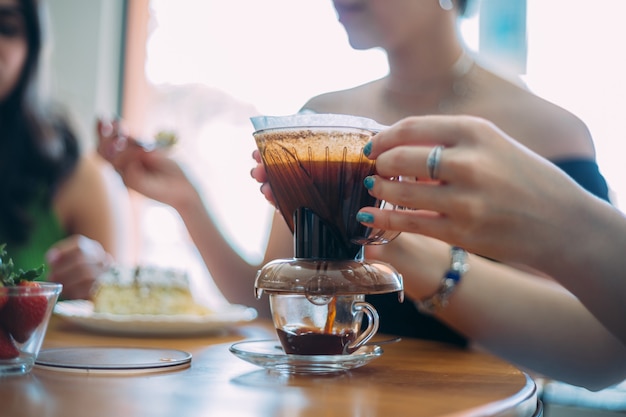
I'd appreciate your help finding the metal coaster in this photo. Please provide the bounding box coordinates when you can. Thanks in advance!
[35,347,192,374]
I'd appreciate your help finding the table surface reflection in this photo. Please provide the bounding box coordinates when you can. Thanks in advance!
[0,316,540,417]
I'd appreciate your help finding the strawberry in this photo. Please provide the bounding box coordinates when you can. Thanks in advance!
[0,243,47,344]
[0,327,19,359]
[0,281,48,343]
[0,285,7,310]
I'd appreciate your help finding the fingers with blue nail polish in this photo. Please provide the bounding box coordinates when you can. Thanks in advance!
[356,212,374,224]
[363,141,372,157]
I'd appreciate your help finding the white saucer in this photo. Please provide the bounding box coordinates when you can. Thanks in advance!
[229,340,383,374]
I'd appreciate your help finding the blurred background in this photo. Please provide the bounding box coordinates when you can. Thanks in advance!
[45,0,626,307]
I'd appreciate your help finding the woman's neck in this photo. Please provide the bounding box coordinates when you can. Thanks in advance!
[382,37,475,114]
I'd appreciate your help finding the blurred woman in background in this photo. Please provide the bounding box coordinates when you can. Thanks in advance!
[0,0,131,299]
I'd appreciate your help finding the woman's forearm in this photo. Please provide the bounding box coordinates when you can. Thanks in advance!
[527,194,626,346]
[374,235,626,391]
[437,254,626,391]
[173,189,270,316]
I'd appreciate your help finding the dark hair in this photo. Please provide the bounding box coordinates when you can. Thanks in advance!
[0,0,80,245]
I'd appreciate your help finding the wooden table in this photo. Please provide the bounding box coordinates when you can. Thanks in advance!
[0,316,541,417]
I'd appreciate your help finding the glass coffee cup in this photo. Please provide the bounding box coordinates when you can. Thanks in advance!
[270,293,379,355]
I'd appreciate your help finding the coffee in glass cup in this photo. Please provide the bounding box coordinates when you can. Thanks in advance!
[270,293,379,355]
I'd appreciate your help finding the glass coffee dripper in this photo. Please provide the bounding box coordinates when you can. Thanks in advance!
[250,113,404,358]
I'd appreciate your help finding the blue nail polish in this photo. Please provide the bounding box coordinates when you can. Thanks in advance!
[363,176,375,190]
[356,212,375,223]
[363,141,372,157]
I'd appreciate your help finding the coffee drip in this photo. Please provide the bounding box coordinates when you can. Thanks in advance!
[251,113,404,303]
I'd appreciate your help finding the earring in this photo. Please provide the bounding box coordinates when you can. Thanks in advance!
[439,0,454,11]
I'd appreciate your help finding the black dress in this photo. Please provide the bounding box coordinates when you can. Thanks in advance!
[367,158,611,347]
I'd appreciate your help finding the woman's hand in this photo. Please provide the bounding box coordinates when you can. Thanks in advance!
[96,117,197,210]
[356,115,591,265]
[45,235,112,300]
[250,149,276,207]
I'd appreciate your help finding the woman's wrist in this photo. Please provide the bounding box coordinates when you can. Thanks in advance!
[414,246,469,314]
[172,185,206,222]
[371,235,455,302]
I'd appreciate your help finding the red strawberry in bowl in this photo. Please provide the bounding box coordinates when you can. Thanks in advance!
[0,328,19,359]
[0,243,61,375]
[0,281,49,343]
[0,285,7,310]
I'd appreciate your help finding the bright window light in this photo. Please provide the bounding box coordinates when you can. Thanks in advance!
[142,0,626,273]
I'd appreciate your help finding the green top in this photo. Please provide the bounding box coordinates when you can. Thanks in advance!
[4,197,67,281]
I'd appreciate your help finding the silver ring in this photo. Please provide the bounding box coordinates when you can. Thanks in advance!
[427,145,444,180]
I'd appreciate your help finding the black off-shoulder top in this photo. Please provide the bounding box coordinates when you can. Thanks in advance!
[367,159,611,347]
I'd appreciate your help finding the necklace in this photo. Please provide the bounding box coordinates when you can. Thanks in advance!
[383,51,476,113]
[439,51,475,112]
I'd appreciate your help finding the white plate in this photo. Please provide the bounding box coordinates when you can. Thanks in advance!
[54,300,257,337]
[229,340,383,374]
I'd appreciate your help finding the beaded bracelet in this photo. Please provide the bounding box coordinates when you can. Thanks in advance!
[415,246,469,315]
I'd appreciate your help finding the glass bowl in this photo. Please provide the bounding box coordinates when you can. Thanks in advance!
[0,282,62,376]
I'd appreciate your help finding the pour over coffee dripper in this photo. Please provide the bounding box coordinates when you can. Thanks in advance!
[251,113,404,356]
